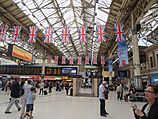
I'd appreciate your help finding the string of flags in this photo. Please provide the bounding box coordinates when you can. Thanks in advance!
[0,23,128,68]
[0,23,126,43]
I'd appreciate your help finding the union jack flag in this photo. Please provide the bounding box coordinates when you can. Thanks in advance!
[28,26,37,43]
[77,56,82,65]
[54,56,59,65]
[44,26,53,43]
[47,55,51,64]
[101,56,105,65]
[78,26,87,43]
[62,56,66,64]
[13,26,21,42]
[62,26,71,44]
[85,56,89,65]
[93,55,97,64]
[69,56,74,65]
[0,24,8,42]
[96,25,106,42]
[114,23,126,42]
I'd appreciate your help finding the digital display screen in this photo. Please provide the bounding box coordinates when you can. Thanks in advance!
[118,70,128,77]
[61,67,77,76]
[151,74,158,83]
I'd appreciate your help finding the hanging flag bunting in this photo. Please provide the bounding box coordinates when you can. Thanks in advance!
[78,26,87,43]
[69,56,74,65]
[47,55,51,64]
[96,25,106,42]
[93,55,97,64]
[44,26,53,43]
[117,40,128,67]
[28,26,37,43]
[101,56,105,65]
[108,59,113,73]
[85,56,89,65]
[114,23,126,42]
[13,26,21,42]
[0,24,8,42]
[77,56,82,65]
[54,56,59,65]
[62,56,66,64]
[62,26,71,44]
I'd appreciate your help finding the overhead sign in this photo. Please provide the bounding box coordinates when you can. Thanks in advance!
[8,44,32,62]
[102,71,114,77]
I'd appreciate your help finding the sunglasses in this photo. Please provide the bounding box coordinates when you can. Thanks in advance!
[144,90,155,93]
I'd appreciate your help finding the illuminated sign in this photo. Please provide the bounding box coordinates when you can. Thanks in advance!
[8,44,32,62]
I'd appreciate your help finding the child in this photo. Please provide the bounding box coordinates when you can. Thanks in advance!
[22,87,36,119]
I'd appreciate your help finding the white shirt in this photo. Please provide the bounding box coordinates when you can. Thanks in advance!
[23,83,33,96]
[99,84,105,100]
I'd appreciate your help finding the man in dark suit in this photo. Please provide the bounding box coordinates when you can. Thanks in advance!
[5,78,21,113]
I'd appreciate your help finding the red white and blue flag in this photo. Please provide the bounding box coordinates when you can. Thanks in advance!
[78,26,87,43]
[13,26,21,42]
[54,56,59,65]
[47,55,51,64]
[77,56,82,65]
[62,26,71,44]
[0,24,8,42]
[69,56,74,65]
[44,26,53,43]
[101,56,105,65]
[93,55,97,64]
[62,56,66,64]
[96,25,106,42]
[114,23,126,42]
[28,26,37,43]
[85,56,89,65]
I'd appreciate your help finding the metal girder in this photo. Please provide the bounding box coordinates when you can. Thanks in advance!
[0,2,62,58]
[99,0,157,63]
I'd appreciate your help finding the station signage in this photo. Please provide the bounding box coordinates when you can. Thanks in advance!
[8,44,33,62]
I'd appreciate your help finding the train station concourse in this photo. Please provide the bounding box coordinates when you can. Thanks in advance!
[0,0,158,119]
[0,89,142,119]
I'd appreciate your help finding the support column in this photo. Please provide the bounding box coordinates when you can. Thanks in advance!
[109,77,112,85]
[131,12,141,87]
[93,78,98,97]
[73,78,77,96]
[41,50,46,79]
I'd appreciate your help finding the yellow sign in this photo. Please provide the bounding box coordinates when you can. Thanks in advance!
[102,71,114,77]
[12,45,32,62]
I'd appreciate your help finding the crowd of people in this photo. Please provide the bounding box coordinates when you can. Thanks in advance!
[98,80,158,118]
[1,78,73,119]
[1,77,158,119]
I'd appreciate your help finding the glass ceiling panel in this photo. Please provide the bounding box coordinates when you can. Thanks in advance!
[12,0,112,58]
[74,0,81,6]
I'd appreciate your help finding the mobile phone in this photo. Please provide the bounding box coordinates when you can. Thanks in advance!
[131,102,137,109]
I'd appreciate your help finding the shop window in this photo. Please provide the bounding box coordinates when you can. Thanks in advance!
[150,56,153,68]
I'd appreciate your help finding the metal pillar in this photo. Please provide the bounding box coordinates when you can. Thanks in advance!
[131,11,141,87]
[41,50,46,79]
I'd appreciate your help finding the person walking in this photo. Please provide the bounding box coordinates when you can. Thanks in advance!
[22,87,36,119]
[20,80,33,118]
[39,81,44,95]
[65,81,69,95]
[99,81,109,117]
[5,78,21,113]
[132,84,158,119]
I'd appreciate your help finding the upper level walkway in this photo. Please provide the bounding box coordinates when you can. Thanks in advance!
[0,88,145,119]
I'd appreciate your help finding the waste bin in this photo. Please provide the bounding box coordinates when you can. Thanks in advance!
[70,87,73,96]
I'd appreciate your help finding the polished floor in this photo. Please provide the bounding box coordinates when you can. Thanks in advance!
[0,88,145,119]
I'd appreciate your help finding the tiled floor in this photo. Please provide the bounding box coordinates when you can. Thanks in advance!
[0,88,145,119]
